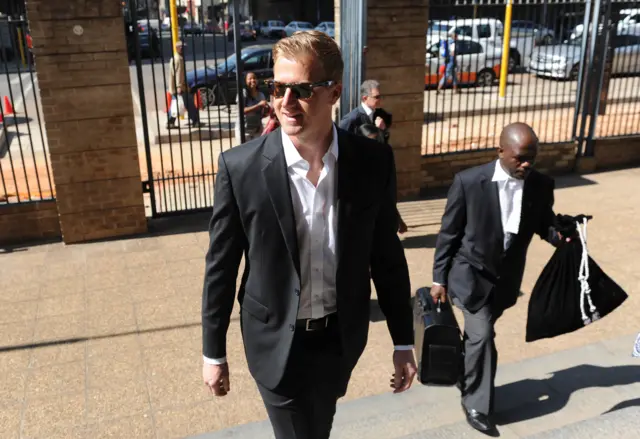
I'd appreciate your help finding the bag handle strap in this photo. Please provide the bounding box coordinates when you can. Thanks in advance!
[577,218,600,325]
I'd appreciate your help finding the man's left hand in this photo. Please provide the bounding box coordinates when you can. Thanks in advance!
[375,116,387,130]
[390,350,417,394]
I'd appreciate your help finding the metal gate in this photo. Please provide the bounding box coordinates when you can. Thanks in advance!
[0,6,53,205]
[127,0,251,217]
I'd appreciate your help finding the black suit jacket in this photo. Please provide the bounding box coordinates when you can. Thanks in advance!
[339,105,372,134]
[202,127,413,390]
[432,161,558,312]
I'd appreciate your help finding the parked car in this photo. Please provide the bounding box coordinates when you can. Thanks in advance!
[186,44,274,106]
[315,21,335,38]
[530,34,640,80]
[511,20,555,45]
[260,20,286,38]
[284,21,314,37]
[183,23,203,35]
[227,23,258,41]
[425,36,501,87]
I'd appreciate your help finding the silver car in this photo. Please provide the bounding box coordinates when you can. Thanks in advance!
[530,34,640,79]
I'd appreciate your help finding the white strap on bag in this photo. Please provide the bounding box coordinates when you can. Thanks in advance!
[577,218,600,325]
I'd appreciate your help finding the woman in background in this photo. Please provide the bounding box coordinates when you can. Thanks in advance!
[236,72,269,142]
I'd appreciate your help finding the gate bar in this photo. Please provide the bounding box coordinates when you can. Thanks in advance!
[131,1,157,216]
[231,0,246,144]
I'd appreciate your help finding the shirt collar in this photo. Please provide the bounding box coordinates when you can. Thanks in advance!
[281,124,339,168]
[492,159,521,183]
[361,102,374,116]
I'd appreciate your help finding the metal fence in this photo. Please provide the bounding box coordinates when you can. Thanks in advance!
[127,0,255,217]
[0,12,52,205]
[424,0,640,155]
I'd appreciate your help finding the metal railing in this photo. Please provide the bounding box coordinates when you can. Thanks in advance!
[424,0,640,156]
[0,13,53,205]
[127,0,255,217]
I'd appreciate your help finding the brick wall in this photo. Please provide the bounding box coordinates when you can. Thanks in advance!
[26,0,146,243]
[366,0,428,199]
[421,142,577,192]
[0,201,61,245]
[593,137,640,170]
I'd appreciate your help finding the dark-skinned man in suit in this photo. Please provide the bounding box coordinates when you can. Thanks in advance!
[201,31,417,439]
[431,122,568,435]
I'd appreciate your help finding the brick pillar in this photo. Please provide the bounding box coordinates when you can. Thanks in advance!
[365,0,428,199]
[26,0,147,243]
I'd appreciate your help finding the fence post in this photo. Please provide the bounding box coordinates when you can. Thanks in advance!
[499,0,513,98]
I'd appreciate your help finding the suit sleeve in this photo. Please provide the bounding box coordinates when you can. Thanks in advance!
[202,153,246,360]
[537,178,560,245]
[370,146,414,346]
[338,113,354,132]
[432,174,467,285]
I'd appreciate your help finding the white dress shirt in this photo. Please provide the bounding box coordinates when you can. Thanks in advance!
[204,125,411,365]
[361,102,374,117]
[433,160,524,288]
[492,160,524,249]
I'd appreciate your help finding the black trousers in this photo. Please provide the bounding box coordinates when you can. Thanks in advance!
[257,316,350,439]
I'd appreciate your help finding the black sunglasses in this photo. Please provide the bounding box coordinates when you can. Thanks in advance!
[266,80,336,100]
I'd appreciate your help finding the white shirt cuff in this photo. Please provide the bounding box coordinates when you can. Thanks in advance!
[203,355,227,365]
[394,345,414,351]
[433,282,445,287]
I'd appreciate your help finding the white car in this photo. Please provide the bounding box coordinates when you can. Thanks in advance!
[530,34,640,79]
[284,21,314,37]
[260,20,286,38]
[315,21,335,38]
[426,36,502,87]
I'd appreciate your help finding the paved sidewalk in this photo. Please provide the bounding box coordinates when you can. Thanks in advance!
[1,167,639,438]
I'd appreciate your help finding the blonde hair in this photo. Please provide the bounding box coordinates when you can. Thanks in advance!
[272,30,343,83]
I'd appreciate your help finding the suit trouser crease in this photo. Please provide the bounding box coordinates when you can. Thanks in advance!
[455,297,503,415]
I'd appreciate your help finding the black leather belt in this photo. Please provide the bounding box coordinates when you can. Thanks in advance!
[296,313,337,332]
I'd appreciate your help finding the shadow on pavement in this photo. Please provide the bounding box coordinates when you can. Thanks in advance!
[494,364,640,425]
[604,397,640,415]
[401,233,438,249]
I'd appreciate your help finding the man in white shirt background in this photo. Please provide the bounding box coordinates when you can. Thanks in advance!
[430,122,565,435]
[201,31,416,439]
[339,79,390,138]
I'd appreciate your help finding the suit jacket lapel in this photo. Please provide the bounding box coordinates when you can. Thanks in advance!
[480,161,505,244]
[261,130,301,277]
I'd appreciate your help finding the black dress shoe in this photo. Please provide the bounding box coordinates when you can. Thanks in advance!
[462,404,498,435]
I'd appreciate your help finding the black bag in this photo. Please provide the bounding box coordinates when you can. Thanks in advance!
[413,287,464,386]
[525,214,628,343]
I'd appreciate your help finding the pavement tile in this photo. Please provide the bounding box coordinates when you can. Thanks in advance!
[0,403,21,439]
[84,270,131,290]
[33,312,86,344]
[86,355,146,390]
[0,320,35,347]
[21,392,86,438]
[0,286,40,303]
[86,285,133,311]
[86,303,137,338]
[86,382,151,422]
[163,245,206,262]
[126,264,173,286]
[0,350,31,372]
[39,276,85,298]
[36,293,85,319]
[122,249,168,268]
[85,413,155,439]
[37,262,86,282]
[156,233,199,248]
[135,295,192,331]
[0,300,38,324]
[154,401,226,439]
[129,279,176,303]
[137,324,200,350]
[25,361,86,399]
[86,333,142,364]
[84,254,129,274]
[0,369,27,404]
[28,342,86,369]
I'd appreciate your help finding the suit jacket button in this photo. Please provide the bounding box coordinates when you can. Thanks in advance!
[294,289,300,296]
[289,324,295,331]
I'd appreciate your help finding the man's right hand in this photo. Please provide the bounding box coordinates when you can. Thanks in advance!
[203,362,230,397]
[430,284,447,304]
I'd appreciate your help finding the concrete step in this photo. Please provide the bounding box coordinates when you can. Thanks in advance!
[188,333,640,439]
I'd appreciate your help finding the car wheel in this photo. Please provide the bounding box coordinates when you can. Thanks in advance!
[198,85,220,107]
[476,69,496,87]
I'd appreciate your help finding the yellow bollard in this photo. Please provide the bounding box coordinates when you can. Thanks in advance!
[16,27,26,67]
[170,0,180,53]
[499,0,513,98]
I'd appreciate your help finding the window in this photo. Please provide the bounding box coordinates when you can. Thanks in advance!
[455,41,483,55]
[454,25,473,37]
[243,53,269,70]
[477,24,492,39]
[299,22,313,29]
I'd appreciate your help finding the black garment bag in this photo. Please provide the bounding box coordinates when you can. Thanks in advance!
[526,214,628,342]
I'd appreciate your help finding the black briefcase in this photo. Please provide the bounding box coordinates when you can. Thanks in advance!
[413,287,464,386]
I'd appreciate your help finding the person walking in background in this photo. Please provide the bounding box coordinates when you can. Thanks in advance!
[202,31,416,439]
[167,40,202,129]
[236,72,270,141]
[430,123,567,435]
[340,79,391,143]
[437,31,459,94]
